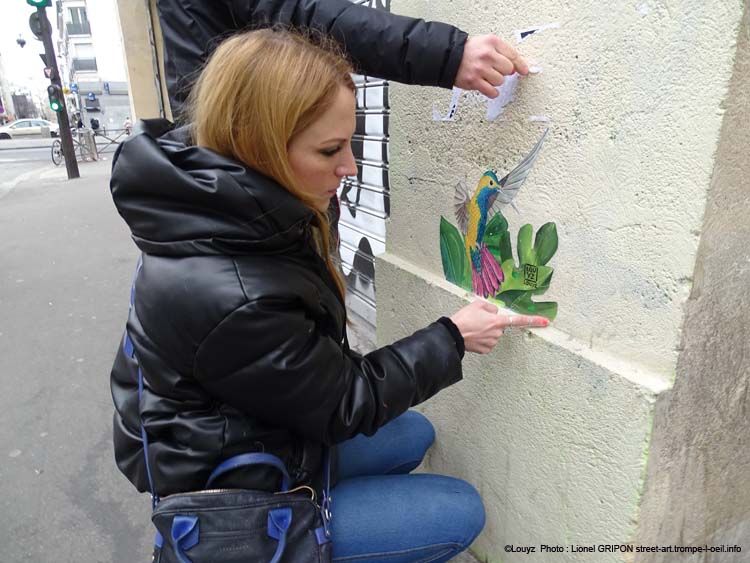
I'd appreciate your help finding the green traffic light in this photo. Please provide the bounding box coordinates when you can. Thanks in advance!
[27,0,52,7]
[50,101,61,112]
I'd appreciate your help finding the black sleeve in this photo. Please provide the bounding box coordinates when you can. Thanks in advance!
[238,0,468,87]
[157,0,468,116]
[193,298,463,445]
[436,316,465,359]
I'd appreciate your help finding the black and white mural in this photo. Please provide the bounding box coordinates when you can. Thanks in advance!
[340,0,391,352]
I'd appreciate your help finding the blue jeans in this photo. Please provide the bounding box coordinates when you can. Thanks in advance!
[331,411,485,563]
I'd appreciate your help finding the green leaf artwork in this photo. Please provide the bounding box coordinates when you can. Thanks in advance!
[440,130,558,319]
[439,211,558,320]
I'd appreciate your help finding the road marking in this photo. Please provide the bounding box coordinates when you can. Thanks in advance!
[0,167,46,200]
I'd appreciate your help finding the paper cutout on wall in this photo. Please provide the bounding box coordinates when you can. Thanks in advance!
[433,76,520,123]
[432,87,463,121]
[514,22,560,44]
[486,73,519,121]
[440,129,558,319]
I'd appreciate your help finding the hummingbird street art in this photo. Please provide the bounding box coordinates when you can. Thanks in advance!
[440,129,559,319]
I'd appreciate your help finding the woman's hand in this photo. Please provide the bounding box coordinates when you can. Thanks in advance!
[450,300,549,354]
[454,35,529,98]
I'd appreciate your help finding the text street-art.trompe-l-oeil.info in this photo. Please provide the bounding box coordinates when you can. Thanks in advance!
[440,129,558,320]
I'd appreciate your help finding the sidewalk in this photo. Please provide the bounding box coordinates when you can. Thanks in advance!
[0,158,148,561]
[0,135,126,151]
[0,157,112,201]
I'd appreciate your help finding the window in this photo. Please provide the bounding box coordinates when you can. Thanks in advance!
[11,121,31,129]
[69,7,88,26]
[67,7,91,35]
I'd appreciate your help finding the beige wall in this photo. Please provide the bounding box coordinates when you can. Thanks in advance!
[115,0,171,121]
[380,0,748,561]
[634,5,750,560]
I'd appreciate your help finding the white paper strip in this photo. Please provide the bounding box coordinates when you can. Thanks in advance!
[432,87,464,121]
[486,73,519,121]
[515,22,561,44]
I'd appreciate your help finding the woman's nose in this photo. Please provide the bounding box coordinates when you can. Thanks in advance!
[335,145,358,178]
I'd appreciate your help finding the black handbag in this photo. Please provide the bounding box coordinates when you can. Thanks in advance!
[126,259,333,563]
[135,358,333,563]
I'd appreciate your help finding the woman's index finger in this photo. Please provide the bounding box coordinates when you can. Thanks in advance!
[513,314,550,327]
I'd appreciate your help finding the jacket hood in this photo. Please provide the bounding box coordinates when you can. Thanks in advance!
[110,119,314,256]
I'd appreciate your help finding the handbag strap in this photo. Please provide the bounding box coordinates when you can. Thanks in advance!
[206,453,291,490]
[127,256,333,522]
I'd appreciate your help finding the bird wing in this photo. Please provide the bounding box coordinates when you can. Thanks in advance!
[491,128,549,214]
[453,180,471,235]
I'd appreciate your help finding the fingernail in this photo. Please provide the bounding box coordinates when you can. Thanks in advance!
[542,319,550,326]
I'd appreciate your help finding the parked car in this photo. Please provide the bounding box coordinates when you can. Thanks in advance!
[0,118,60,139]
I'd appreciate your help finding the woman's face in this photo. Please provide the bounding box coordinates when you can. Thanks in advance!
[288,85,358,211]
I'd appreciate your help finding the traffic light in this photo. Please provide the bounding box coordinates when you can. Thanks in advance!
[26,0,52,7]
[47,84,63,112]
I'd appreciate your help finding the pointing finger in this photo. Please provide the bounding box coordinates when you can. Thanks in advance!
[509,314,550,328]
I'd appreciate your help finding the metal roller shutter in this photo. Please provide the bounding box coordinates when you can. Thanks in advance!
[339,0,391,353]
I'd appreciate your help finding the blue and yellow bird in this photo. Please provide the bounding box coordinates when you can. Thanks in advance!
[454,130,548,297]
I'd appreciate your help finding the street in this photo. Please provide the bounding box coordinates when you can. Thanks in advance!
[0,139,57,194]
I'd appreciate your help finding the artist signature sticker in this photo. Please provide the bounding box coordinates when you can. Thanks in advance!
[524,264,539,288]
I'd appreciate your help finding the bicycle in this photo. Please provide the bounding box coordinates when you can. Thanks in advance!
[50,129,98,165]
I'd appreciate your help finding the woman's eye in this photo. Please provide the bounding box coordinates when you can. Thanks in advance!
[320,146,341,157]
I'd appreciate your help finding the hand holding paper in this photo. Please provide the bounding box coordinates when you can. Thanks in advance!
[454,35,529,98]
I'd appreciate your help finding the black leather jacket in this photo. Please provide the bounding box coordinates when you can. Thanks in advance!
[109,120,464,496]
[156,0,468,116]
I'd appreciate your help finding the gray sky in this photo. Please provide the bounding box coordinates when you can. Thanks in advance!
[0,2,61,96]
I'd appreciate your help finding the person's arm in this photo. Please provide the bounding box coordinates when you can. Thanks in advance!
[157,0,468,115]
[236,0,468,88]
[193,298,463,445]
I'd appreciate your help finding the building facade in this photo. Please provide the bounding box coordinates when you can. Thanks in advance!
[0,51,16,124]
[55,0,130,133]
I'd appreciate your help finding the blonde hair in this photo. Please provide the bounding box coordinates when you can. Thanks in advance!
[189,28,355,300]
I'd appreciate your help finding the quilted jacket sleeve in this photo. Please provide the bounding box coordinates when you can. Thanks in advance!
[238,0,468,87]
[157,0,467,115]
[193,298,463,445]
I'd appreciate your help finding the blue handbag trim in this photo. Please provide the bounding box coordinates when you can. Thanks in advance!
[267,508,292,563]
[171,515,200,563]
[267,507,292,540]
[315,526,330,545]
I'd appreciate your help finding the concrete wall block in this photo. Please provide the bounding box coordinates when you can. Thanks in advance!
[377,253,665,562]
